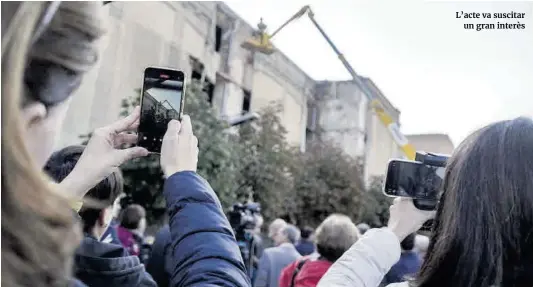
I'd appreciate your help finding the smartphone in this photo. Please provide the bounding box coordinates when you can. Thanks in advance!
[383,159,445,200]
[137,67,186,153]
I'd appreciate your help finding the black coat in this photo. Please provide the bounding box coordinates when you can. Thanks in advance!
[74,235,156,287]
[146,225,172,287]
[74,171,250,287]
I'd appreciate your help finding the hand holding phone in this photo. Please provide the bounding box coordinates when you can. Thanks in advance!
[383,159,445,200]
[137,67,186,153]
[388,197,436,241]
[160,115,199,178]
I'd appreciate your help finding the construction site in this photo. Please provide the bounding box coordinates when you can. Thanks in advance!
[61,1,454,182]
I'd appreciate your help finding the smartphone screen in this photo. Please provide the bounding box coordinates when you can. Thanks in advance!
[383,160,445,200]
[137,67,185,153]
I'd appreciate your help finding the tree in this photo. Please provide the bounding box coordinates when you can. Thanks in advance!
[288,141,367,227]
[358,176,392,227]
[80,83,385,230]
[234,104,295,222]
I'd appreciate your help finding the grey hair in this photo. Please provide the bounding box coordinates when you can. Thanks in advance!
[315,214,361,262]
[281,224,301,244]
[268,218,287,237]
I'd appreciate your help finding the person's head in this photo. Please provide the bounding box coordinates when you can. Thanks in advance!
[400,233,416,252]
[276,224,301,245]
[1,2,105,285]
[300,226,314,241]
[268,218,287,240]
[414,234,429,259]
[356,223,370,235]
[315,214,360,262]
[44,145,124,239]
[120,204,147,235]
[254,214,264,234]
[417,117,533,287]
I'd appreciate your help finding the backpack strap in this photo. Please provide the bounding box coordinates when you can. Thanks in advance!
[290,259,309,287]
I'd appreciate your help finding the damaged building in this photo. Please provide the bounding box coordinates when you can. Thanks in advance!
[61,1,401,181]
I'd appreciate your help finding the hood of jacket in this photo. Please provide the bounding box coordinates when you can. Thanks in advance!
[74,235,155,287]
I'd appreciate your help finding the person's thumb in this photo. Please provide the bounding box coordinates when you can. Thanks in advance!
[115,146,149,164]
[164,120,181,139]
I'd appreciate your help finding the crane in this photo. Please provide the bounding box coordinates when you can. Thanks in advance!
[241,5,417,160]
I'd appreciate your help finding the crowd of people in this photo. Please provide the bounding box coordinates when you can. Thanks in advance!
[2,2,532,287]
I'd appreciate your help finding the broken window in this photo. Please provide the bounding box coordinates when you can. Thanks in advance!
[242,89,251,114]
[306,105,318,131]
[188,55,215,104]
[191,70,202,81]
[189,56,204,81]
[204,80,215,104]
[215,25,223,52]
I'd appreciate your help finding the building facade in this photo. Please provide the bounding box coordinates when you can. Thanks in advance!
[60,1,403,182]
[406,134,455,156]
[60,1,313,151]
[308,78,403,182]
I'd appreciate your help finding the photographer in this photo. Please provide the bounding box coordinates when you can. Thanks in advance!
[44,146,157,286]
[318,117,533,287]
[229,203,264,280]
[2,2,249,286]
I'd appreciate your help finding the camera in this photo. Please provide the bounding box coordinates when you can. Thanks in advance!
[384,152,449,211]
[228,202,261,235]
[227,202,261,279]
[384,152,449,232]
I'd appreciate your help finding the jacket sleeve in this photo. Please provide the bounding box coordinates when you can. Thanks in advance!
[164,171,250,287]
[253,251,270,287]
[317,228,402,287]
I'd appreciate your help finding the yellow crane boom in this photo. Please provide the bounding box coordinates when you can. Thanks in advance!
[241,6,416,160]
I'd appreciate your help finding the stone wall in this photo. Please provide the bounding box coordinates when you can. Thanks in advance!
[312,81,367,158]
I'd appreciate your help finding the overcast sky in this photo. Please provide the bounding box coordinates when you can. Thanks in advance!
[226,0,533,145]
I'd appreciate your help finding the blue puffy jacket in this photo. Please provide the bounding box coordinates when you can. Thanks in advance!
[163,171,250,287]
[74,171,250,287]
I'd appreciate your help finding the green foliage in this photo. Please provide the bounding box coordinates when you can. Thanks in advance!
[234,104,295,221]
[82,82,240,224]
[185,83,239,208]
[80,83,388,228]
[287,141,366,227]
[234,107,369,227]
[358,176,392,227]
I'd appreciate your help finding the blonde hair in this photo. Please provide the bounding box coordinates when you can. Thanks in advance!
[1,2,104,286]
[315,214,360,262]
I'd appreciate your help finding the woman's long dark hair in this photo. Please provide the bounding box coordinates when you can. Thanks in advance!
[416,117,533,287]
